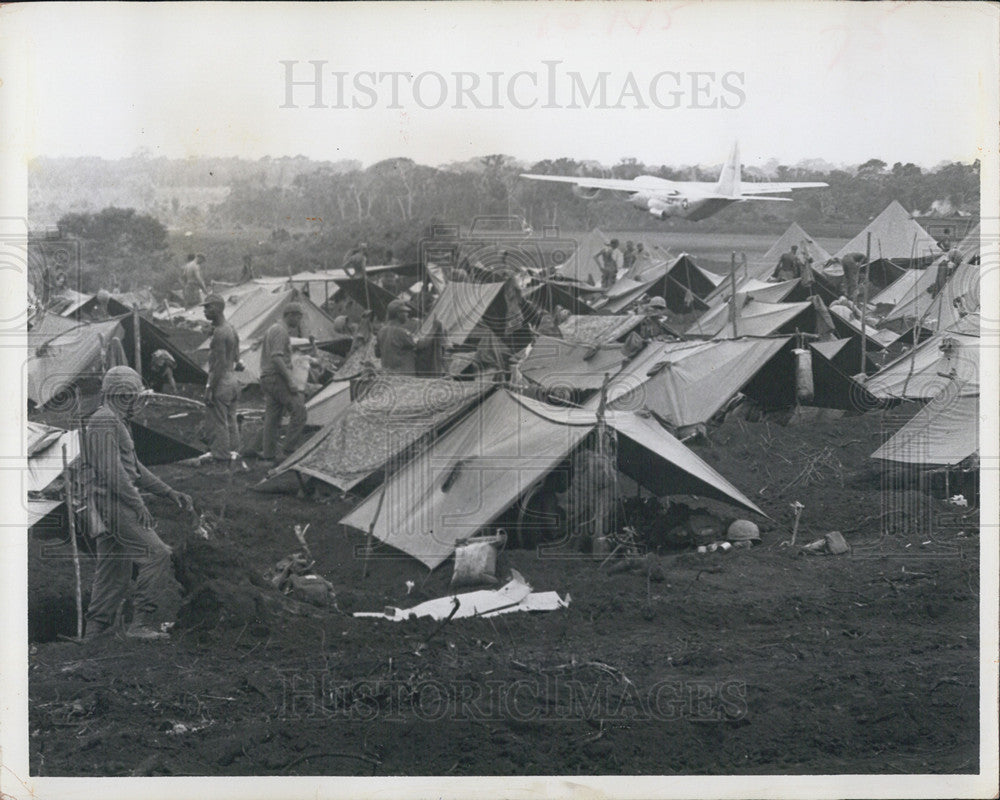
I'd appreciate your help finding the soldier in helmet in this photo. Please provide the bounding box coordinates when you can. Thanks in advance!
[84,366,193,640]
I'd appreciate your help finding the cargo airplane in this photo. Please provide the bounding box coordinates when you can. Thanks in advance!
[520,143,827,222]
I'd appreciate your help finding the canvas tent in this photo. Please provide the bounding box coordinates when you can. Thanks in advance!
[341,389,763,569]
[305,380,353,427]
[28,318,124,408]
[26,422,80,529]
[686,297,813,339]
[872,392,978,466]
[863,329,979,400]
[879,257,979,333]
[116,313,207,386]
[597,337,791,429]
[834,201,940,265]
[417,281,507,348]
[641,254,725,314]
[519,336,629,392]
[559,314,644,344]
[753,222,833,282]
[557,228,609,286]
[707,277,801,307]
[269,375,490,493]
[196,287,342,385]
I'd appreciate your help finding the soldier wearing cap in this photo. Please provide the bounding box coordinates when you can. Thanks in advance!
[376,299,443,376]
[260,301,307,460]
[84,366,193,640]
[203,293,242,463]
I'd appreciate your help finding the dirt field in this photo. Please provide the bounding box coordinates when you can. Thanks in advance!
[28,402,980,777]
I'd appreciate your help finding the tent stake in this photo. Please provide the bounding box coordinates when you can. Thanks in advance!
[62,443,83,640]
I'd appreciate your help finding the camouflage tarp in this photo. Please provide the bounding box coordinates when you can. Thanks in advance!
[269,375,492,492]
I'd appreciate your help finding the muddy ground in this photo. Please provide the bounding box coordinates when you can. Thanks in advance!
[28,400,980,777]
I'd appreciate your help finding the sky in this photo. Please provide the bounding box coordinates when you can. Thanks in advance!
[7,1,998,170]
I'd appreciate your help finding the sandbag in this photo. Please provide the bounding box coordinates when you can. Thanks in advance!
[451,535,504,588]
[793,347,814,403]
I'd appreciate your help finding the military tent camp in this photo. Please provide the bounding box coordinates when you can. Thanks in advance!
[596,337,791,429]
[28,318,124,408]
[341,389,763,569]
[863,328,979,400]
[834,200,940,265]
[872,392,978,466]
[268,375,490,493]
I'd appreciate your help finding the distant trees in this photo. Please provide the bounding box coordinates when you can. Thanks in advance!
[57,207,171,293]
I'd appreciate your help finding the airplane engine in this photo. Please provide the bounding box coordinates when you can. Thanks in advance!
[572,185,602,200]
[648,203,671,220]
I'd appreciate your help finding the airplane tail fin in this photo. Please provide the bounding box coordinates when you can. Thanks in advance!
[716,141,741,197]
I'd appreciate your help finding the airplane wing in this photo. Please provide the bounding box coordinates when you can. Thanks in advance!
[739,182,829,195]
[520,174,647,193]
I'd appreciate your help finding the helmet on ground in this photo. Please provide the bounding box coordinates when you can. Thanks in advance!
[727,519,760,542]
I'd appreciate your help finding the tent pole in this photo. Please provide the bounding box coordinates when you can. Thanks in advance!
[729,251,739,338]
[132,304,142,378]
[860,233,870,377]
[363,479,389,578]
[62,443,83,640]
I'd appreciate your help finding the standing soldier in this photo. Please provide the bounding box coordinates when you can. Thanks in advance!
[839,252,867,304]
[260,303,307,462]
[181,253,209,307]
[375,299,443,376]
[343,242,369,279]
[623,241,637,272]
[202,293,241,464]
[84,366,193,640]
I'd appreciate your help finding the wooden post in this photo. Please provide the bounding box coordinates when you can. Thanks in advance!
[131,304,142,377]
[363,479,388,578]
[729,251,739,338]
[860,233,871,376]
[62,443,83,640]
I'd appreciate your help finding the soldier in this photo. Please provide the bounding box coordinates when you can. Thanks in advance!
[260,303,308,461]
[84,366,192,640]
[202,293,241,463]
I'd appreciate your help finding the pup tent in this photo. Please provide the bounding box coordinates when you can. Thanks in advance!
[341,389,763,570]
